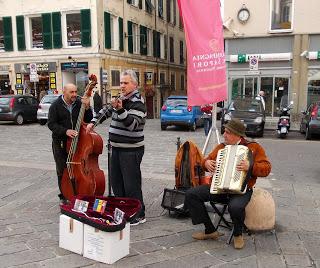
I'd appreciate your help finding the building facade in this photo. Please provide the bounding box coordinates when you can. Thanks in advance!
[223,0,320,121]
[0,0,186,118]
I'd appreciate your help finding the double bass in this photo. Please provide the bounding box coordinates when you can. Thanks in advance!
[61,74,105,200]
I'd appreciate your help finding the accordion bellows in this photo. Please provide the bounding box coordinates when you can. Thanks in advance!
[210,145,250,195]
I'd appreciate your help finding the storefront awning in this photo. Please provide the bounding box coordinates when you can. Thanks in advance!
[228,53,292,63]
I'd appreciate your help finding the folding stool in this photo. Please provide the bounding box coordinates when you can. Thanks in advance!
[210,201,234,244]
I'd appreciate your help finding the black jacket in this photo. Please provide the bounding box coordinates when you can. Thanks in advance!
[48,95,93,142]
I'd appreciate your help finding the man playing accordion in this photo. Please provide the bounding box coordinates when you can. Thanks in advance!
[184,119,271,249]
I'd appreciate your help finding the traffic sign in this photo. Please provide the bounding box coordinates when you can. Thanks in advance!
[102,69,108,84]
[30,73,39,82]
[30,63,37,75]
[249,55,259,71]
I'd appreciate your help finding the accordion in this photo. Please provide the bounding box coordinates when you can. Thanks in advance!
[210,145,251,195]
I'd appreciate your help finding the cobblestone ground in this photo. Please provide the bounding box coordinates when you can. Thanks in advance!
[0,119,319,267]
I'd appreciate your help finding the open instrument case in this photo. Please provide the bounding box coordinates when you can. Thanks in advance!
[60,195,141,232]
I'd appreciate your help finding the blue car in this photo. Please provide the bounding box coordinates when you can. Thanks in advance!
[160,96,203,131]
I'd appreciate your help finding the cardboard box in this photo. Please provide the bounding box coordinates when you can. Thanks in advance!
[59,214,84,255]
[83,223,130,264]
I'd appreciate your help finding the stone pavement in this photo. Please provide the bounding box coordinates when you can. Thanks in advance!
[0,119,319,268]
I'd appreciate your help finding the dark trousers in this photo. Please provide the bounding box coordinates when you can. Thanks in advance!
[52,140,67,200]
[204,118,212,136]
[184,184,253,236]
[110,147,145,217]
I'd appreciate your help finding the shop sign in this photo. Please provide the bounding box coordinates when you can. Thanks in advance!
[14,62,56,73]
[61,62,88,71]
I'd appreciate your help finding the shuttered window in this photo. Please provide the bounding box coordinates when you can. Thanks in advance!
[127,21,133,53]
[3,17,13,51]
[104,12,111,49]
[140,25,147,55]
[16,16,26,51]
[153,30,160,58]
[119,17,123,51]
[80,9,91,47]
[42,13,52,49]
[52,12,62,48]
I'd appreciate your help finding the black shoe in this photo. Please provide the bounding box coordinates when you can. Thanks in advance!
[130,216,146,226]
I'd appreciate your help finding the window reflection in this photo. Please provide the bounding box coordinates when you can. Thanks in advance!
[271,0,292,30]
[66,13,81,46]
[31,17,43,48]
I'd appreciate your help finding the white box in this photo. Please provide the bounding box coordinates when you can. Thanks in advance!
[83,223,130,264]
[59,214,84,255]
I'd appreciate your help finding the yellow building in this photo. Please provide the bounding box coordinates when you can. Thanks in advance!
[0,0,186,118]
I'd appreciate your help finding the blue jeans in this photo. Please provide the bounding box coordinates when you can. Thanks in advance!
[204,118,212,136]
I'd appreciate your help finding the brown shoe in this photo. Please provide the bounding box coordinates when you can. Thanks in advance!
[192,231,223,240]
[234,235,244,249]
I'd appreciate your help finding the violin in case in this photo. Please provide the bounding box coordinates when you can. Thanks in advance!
[60,195,141,232]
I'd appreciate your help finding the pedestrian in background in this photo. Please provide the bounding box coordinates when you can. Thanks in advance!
[257,90,266,111]
[93,90,103,115]
[201,104,213,136]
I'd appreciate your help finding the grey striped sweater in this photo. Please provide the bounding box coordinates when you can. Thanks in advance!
[91,90,146,150]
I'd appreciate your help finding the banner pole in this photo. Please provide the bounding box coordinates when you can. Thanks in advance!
[202,103,220,155]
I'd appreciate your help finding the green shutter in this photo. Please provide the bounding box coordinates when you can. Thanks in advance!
[3,17,13,51]
[166,0,170,22]
[157,31,160,58]
[127,0,131,3]
[16,16,25,51]
[140,25,147,55]
[127,21,133,54]
[119,17,123,51]
[173,0,176,25]
[81,9,91,47]
[139,0,142,9]
[153,30,157,57]
[104,12,111,49]
[52,12,62,48]
[42,13,52,49]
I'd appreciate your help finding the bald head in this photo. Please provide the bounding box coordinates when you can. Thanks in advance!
[63,83,77,104]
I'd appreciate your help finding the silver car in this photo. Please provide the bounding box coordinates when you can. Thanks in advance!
[37,94,60,125]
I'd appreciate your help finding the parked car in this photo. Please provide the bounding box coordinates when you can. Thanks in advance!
[299,101,320,140]
[37,94,61,125]
[160,95,203,131]
[0,95,39,125]
[221,97,265,137]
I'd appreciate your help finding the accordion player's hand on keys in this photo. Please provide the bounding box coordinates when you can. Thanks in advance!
[205,160,216,173]
[236,159,250,172]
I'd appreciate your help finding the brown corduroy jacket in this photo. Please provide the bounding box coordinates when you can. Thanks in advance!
[202,138,271,189]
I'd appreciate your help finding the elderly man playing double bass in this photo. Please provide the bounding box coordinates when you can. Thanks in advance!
[184,119,271,249]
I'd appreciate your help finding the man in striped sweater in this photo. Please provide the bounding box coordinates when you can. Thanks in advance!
[86,70,147,225]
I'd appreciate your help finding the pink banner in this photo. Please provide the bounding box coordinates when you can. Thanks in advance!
[178,0,227,106]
